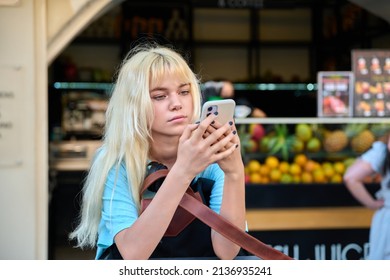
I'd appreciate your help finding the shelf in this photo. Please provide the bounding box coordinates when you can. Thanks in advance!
[235,117,390,124]
[53,82,113,94]
[53,81,316,92]
[234,83,317,91]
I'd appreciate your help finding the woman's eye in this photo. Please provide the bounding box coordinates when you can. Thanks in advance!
[153,95,166,100]
[180,90,190,95]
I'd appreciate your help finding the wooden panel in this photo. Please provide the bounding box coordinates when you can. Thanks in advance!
[246,207,374,231]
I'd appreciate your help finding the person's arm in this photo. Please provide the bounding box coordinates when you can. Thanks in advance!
[114,163,195,259]
[343,158,384,210]
[210,122,246,259]
[115,114,238,259]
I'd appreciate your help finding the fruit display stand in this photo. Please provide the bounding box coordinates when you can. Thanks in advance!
[235,117,390,260]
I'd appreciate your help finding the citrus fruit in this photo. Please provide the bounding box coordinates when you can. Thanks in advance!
[321,161,333,170]
[260,176,270,184]
[294,154,308,167]
[247,160,261,173]
[265,156,279,169]
[289,163,302,176]
[313,169,327,183]
[250,172,262,183]
[304,160,318,173]
[292,175,301,183]
[333,162,346,174]
[269,169,282,182]
[259,165,271,177]
[279,161,290,173]
[330,173,343,183]
[323,166,335,178]
[301,172,313,183]
[280,173,293,183]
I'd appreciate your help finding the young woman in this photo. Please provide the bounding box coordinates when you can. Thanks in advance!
[69,43,246,260]
[343,133,390,259]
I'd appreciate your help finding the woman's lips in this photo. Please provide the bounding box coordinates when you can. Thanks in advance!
[168,115,186,122]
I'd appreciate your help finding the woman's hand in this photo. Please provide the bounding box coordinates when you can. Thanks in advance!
[202,118,243,175]
[174,114,237,179]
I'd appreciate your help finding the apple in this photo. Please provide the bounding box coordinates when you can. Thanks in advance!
[249,123,265,141]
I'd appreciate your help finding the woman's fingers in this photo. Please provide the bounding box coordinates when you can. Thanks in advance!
[203,119,237,149]
[192,113,218,139]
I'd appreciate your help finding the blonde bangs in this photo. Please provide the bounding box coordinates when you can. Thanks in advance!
[148,50,202,121]
[149,54,190,88]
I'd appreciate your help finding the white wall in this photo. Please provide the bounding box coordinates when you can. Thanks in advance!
[0,0,47,259]
[0,0,120,260]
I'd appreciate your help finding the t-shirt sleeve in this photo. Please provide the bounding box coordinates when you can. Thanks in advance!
[97,162,138,250]
[199,164,225,213]
[361,141,387,174]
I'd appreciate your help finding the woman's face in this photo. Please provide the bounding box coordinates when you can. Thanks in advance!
[149,72,194,138]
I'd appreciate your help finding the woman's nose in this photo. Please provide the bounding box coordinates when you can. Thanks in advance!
[169,95,182,110]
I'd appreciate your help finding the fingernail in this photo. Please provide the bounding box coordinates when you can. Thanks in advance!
[214,111,218,115]
[195,121,200,124]
[235,144,239,148]
[232,130,237,135]
[229,121,233,126]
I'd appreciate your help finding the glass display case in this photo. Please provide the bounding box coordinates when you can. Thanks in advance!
[235,117,389,260]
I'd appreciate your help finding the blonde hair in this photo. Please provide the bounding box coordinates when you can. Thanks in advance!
[69,43,202,249]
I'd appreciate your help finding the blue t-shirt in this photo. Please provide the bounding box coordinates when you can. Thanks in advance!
[95,161,225,259]
[361,141,390,204]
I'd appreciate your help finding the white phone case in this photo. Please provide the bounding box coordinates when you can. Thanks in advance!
[200,99,236,124]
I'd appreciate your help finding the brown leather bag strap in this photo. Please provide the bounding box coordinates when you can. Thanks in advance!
[141,171,293,260]
[141,169,169,194]
[180,192,293,260]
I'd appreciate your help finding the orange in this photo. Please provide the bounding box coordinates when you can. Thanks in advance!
[247,160,261,173]
[269,169,282,182]
[304,160,319,173]
[294,154,308,167]
[250,172,262,184]
[280,173,293,183]
[333,162,346,174]
[289,163,302,176]
[279,161,290,173]
[323,166,335,178]
[322,161,333,170]
[330,173,343,183]
[259,165,271,177]
[292,175,301,183]
[260,176,270,184]
[265,156,279,169]
[301,172,313,183]
[313,169,327,183]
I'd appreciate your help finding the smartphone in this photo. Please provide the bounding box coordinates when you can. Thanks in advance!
[199,99,236,124]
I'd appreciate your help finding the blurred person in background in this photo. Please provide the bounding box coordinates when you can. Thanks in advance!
[203,80,267,118]
[343,132,390,259]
